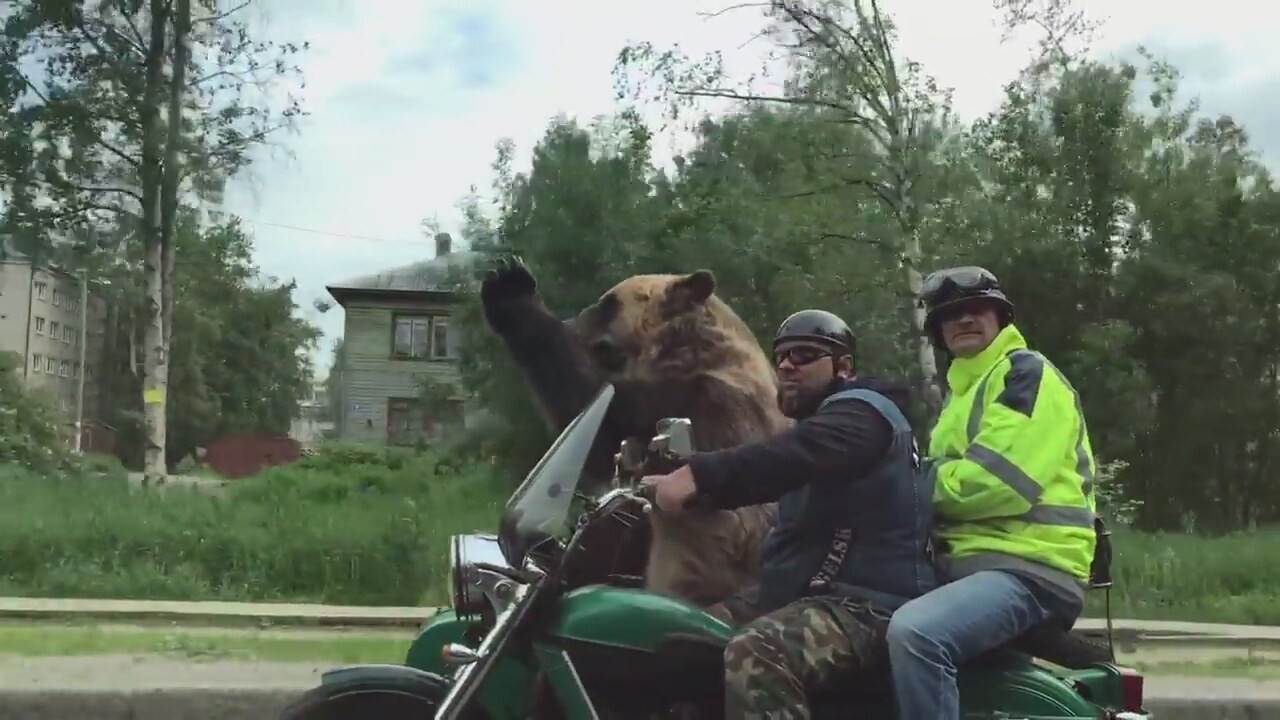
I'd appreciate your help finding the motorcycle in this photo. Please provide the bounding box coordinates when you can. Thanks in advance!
[280,383,1152,719]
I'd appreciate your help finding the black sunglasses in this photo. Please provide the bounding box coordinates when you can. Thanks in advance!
[774,346,832,367]
[921,266,1000,304]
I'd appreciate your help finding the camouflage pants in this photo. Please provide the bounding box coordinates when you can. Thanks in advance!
[723,595,892,719]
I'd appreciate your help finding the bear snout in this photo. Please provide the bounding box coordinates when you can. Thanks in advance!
[588,336,628,374]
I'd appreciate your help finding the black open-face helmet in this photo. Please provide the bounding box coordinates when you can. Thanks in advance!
[921,265,1015,346]
[773,309,856,359]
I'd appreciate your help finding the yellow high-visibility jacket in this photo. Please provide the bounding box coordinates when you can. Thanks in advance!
[929,323,1097,588]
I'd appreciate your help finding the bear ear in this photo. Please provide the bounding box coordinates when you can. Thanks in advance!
[670,269,716,305]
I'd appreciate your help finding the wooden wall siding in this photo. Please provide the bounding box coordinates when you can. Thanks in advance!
[336,297,461,443]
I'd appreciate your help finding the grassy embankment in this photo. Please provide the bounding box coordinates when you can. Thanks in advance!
[0,444,1277,624]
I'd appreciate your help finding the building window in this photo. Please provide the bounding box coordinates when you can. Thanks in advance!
[31,354,41,373]
[34,317,45,335]
[392,313,454,361]
[431,318,451,360]
[392,314,432,359]
[49,320,59,339]
[85,364,94,380]
[46,357,55,373]
[52,288,60,307]
[35,282,47,300]
[59,360,69,377]
[73,362,80,379]
[386,397,427,446]
[63,326,74,344]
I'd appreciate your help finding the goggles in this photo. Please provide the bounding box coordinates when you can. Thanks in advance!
[921,266,1001,306]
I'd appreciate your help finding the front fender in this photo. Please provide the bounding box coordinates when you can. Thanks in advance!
[404,607,538,718]
[320,662,451,692]
[405,607,476,676]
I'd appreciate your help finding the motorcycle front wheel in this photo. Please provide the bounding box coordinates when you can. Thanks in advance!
[279,675,492,720]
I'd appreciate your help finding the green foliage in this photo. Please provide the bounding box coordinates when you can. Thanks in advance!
[86,209,320,469]
[1084,529,1280,626]
[0,445,507,606]
[440,16,1280,533]
[0,0,306,249]
[0,352,75,472]
[0,450,1279,624]
[163,213,321,465]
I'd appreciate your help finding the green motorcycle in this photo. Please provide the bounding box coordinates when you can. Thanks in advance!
[280,383,1151,719]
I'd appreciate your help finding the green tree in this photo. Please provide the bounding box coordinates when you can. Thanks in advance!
[0,0,306,481]
[615,0,962,421]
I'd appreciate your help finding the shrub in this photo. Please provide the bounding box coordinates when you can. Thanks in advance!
[0,352,76,473]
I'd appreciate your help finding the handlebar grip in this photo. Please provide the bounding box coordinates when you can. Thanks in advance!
[635,482,657,503]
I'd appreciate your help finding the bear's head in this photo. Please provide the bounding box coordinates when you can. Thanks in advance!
[573,270,775,388]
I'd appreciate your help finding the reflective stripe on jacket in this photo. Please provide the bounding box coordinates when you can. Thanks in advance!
[929,323,1097,585]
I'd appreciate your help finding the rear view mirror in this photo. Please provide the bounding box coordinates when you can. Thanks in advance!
[652,417,694,459]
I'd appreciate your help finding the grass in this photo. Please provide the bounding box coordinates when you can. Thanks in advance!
[0,443,509,608]
[0,619,410,663]
[2,445,1280,626]
[1083,530,1280,625]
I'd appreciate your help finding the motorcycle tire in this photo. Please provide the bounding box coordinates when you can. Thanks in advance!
[1018,627,1115,668]
[278,675,491,720]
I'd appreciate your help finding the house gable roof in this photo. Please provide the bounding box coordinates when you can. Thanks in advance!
[325,249,483,306]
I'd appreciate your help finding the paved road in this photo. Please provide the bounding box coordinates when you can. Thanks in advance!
[3,597,1280,717]
[0,654,1277,696]
[0,655,1277,718]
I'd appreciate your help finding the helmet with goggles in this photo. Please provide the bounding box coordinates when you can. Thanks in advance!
[921,266,1015,346]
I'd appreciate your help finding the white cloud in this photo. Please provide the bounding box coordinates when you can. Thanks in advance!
[216,0,1280,376]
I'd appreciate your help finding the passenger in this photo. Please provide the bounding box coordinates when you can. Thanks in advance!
[885,266,1099,720]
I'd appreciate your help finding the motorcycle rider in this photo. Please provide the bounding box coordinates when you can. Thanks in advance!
[642,309,937,719]
[885,266,1099,720]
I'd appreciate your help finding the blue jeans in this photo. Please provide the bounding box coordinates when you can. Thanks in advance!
[885,570,1054,720]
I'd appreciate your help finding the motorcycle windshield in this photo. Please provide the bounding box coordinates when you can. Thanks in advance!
[497,383,616,569]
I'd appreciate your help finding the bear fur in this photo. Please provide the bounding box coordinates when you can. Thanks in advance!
[480,257,788,607]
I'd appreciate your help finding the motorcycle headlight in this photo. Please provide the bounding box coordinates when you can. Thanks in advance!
[449,532,506,617]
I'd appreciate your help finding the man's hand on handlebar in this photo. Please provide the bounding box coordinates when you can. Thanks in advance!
[638,464,703,514]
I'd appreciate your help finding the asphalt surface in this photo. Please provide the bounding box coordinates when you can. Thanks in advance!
[3,598,1280,717]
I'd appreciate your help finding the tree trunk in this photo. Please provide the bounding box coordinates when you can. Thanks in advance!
[160,0,191,352]
[139,0,168,484]
[899,204,943,430]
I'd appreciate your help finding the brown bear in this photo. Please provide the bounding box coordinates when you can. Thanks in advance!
[480,257,788,609]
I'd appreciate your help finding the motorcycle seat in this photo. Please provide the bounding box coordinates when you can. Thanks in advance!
[652,630,1035,691]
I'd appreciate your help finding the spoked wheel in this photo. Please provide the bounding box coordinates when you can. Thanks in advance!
[279,674,491,720]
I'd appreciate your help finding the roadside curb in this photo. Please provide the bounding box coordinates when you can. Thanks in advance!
[2,597,1279,643]
[0,598,433,629]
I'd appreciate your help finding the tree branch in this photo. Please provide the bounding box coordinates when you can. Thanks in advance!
[194,0,251,25]
[697,2,773,19]
[17,74,140,169]
[676,87,853,116]
[819,231,886,248]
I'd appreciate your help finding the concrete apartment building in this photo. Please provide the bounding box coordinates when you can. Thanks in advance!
[0,245,108,442]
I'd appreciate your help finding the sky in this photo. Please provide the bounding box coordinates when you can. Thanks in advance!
[216,0,1280,378]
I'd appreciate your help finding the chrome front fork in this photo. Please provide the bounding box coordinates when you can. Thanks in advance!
[434,575,534,719]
